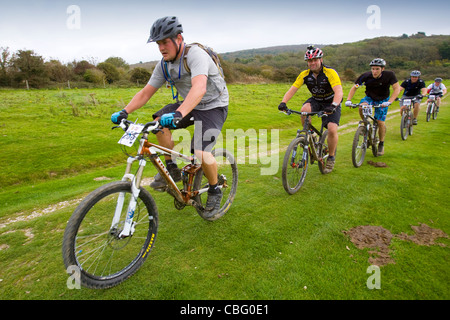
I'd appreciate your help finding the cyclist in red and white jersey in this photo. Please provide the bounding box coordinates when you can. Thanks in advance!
[427,77,447,111]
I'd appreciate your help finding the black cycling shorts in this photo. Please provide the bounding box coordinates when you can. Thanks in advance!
[153,102,228,153]
[303,97,341,128]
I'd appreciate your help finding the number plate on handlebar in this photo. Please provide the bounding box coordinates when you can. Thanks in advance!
[403,99,412,106]
[118,123,145,147]
[362,105,373,117]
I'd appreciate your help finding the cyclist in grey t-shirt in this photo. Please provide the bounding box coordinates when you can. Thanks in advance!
[111,16,229,218]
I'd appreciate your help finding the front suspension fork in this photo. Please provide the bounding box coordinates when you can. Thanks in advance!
[110,157,146,238]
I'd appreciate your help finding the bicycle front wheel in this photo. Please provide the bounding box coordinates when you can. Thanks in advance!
[62,181,158,289]
[400,114,408,140]
[193,148,238,221]
[282,136,309,194]
[352,126,367,168]
[426,103,432,122]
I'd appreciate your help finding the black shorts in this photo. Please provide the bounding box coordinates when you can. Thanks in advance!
[303,97,341,128]
[153,103,228,153]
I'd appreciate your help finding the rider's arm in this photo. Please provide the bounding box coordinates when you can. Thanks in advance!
[177,74,208,117]
[389,82,401,103]
[332,84,343,105]
[346,84,359,101]
[124,84,159,114]
[282,86,300,104]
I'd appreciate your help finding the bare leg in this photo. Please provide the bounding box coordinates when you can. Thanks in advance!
[326,123,338,157]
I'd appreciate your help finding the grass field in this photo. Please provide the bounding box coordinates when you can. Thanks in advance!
[0,82,449,301]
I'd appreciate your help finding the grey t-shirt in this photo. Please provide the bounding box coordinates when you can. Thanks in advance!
[148,44,229,110]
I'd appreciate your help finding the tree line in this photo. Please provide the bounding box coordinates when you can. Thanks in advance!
[1,33,449,89]
[0,48,152,89]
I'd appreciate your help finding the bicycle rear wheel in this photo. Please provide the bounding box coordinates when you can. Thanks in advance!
[352,126,367,168]
[400,114,408,140]
[282,136,308,194]
[317,130,330,174]
[193,148,238,221]
[408,115,413,136]
[371,124,379,157]
[62,181,158,289]
[433,104,438,120]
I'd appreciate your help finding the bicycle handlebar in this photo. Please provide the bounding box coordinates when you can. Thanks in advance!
[113,119,161,134]
[347,103,382,109]
[283,108,329,118]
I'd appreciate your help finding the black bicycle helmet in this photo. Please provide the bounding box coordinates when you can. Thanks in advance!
[369,58,386,67]
[147,16,183,43]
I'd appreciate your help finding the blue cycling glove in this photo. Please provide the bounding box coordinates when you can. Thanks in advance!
[160,111,183,129]
[111,109,128,124]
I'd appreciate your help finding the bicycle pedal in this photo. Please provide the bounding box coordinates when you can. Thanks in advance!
[152,186,167,192]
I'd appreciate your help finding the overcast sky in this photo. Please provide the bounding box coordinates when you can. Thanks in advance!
[1,0,449,64]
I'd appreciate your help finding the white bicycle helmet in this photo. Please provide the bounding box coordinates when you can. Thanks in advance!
[304,45,324,60]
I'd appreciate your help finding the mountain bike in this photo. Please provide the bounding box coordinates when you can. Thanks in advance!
[281,108,329,194]
[348,103,381,168]
[426,94,441,122]
[399,96,419,140]
[62,119,238,289]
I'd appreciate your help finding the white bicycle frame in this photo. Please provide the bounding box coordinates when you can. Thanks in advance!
[428,95,436,114]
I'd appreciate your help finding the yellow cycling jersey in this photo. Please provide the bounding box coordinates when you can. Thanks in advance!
[293,65,341,101]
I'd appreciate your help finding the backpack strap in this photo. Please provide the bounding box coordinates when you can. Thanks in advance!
[183,42,224,78]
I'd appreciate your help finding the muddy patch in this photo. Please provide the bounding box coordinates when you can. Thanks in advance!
[396,223,449,247]
[343,224,448,266]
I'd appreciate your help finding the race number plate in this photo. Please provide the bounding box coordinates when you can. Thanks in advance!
[362,105,373,117]
[403,99,412,106]
[118,123,144,147]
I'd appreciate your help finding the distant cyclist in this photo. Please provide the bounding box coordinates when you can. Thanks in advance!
[278,45,343,174]
[399,70,427,125]
[111,16,229,218]
[345,58,401,156]
[427,77,447,112]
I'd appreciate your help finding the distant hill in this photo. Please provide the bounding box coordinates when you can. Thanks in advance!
[129,33,450,83]
[220,44,322,61]
[129,61,158,70]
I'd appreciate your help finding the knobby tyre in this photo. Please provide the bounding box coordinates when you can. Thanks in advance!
[408,113,413,136]
[400,113,408,140]
[352,126,367,168]
[317,130,330,174]
[433,104,438,120]
[193,148,238,221]
[371,124,379,157]
[282,136,308,194]
[62,181,158,289]
[426,103,432,122]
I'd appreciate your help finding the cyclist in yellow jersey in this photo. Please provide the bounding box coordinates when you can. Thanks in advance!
[278,45,343,173]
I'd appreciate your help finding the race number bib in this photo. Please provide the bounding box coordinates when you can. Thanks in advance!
[118,123,144,147]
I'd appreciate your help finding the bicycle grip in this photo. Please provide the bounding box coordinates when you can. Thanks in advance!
[173,117,183,127]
